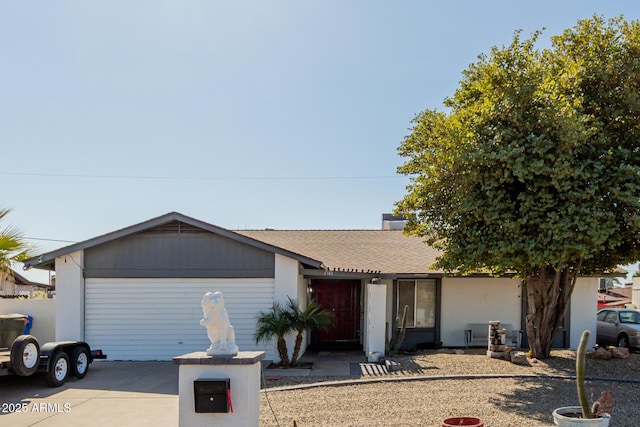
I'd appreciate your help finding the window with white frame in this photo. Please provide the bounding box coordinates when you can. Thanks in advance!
[397,279,436,328]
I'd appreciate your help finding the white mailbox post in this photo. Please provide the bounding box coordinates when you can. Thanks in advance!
[173,351,265,427]
[173,292,263,426]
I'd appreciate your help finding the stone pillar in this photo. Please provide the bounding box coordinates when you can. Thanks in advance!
[487,320,508,359]
[173,351,265,427]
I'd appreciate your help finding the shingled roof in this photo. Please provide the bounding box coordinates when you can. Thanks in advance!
[236,229,443,276]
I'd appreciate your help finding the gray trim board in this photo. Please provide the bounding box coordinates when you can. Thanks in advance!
[299,269,446,280]
[83,269,275,278]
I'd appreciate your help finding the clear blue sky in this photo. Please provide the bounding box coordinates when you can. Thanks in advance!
[2,1,639,280]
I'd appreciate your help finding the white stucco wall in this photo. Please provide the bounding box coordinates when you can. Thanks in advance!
[569,277,599,349]
[274,254,303,362]
[440,277,522,347]
[274,254,299,304]
[54,250,85,341]
[0,299,55,343]
[296,271,310,353]
[297,270,308,308]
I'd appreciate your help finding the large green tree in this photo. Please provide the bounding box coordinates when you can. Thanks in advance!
[395,16,640,359]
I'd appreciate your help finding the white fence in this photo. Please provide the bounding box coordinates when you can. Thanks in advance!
[0,299,55,343]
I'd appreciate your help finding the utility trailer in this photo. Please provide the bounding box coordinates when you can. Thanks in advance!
[1,334,107,387]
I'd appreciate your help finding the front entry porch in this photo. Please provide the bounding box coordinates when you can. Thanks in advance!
[308,279,362,351]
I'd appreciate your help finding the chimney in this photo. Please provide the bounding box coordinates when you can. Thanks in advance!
[381,213,407,230]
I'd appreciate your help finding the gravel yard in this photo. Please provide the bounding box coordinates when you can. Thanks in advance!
[260,349,640,426]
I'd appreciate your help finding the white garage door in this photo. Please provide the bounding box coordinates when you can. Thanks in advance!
[85,278,275,361]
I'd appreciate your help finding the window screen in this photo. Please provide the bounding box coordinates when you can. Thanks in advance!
[398,279,436,328]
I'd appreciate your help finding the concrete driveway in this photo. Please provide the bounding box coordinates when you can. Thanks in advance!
[0,352,358,426]
[0,362,178,427]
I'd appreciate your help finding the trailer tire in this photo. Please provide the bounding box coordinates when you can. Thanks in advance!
[10,335,40,376]
[70,346,90,378]
[46,352,70,387]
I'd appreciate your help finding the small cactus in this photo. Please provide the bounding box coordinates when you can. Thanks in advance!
[576,330,592,418]
[388,305,409,357]
[385,321,390,356]
[576,330,613,419]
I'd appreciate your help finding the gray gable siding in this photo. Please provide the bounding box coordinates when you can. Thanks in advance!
[24,213,323,272]
[84,225,275,278]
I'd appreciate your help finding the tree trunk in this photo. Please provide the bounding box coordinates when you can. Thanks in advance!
[290,332,303,366]
[524,263,579,359]
[277,337,290,367]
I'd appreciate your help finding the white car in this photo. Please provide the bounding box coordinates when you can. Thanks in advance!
[596,308,640,349]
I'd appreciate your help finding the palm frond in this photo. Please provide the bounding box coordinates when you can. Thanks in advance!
[254,302,294,343]
[0,208,37,274]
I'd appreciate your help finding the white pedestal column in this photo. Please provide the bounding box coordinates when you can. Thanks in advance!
[366,283,387,362]
[173,351,265,427]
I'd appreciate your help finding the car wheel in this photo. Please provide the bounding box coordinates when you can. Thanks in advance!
[617,334,629,349]
[10,335,41,376]
[46,352,70,387]
[70,346,90,378]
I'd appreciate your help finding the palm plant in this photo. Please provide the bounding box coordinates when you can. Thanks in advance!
[0,208,34,283]
[254,302,295,367]
[286,297,333,366]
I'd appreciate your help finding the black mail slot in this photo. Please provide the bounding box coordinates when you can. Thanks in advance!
[194,378,230,413]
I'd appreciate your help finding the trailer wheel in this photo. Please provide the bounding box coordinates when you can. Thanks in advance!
[70,346,90,378]
[10,335,40,376]
[46,352,70,387]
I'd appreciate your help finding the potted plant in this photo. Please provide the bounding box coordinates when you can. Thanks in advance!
[442,416,484,426]
[552,330,612,426]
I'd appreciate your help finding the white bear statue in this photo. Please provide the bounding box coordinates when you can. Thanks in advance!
[200,291,239,357]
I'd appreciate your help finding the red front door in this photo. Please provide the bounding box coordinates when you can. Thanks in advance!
[312,280,361,348]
